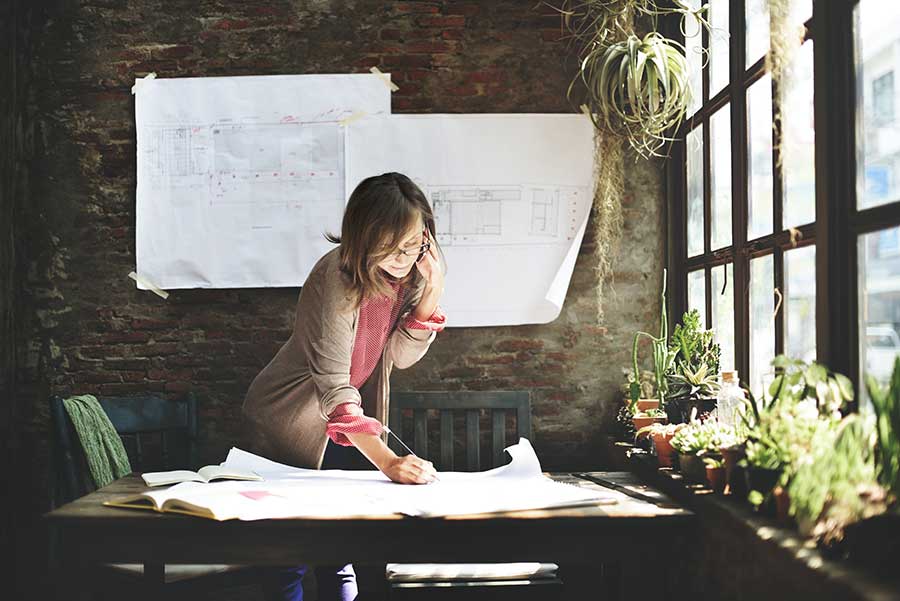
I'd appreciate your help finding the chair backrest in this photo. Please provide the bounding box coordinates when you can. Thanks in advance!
[389,391,531,472]
[49,393,198,505]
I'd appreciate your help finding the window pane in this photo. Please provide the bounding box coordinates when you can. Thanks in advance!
[750,255,776,397]
[857,0,900,209]
[748,74,774,240]
[687,126,704,257]
[785,245,816,362]
[783,42,816,228]
[711,105,732,250]
[746,0,770,68]
[688,268,707,327]
[685,0,703,115]
[792,0,812,25]
[710,0,730,95]
[859,226,900,388]
[711,263,735,370]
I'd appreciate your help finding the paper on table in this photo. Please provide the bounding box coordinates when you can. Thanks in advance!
[345,114,595,327]
[134,73,391,290]
[196,438,615,520]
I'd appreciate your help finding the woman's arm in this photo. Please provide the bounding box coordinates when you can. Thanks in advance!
[345,431,437,484]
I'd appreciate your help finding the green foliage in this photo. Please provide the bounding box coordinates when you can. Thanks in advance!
[743,397,834,477]
[865,356,900,497]
[787,415,881,539]
[666,309,721,401]
[767,355,854,416]
[670,418,739,456]
[629,269,672,408]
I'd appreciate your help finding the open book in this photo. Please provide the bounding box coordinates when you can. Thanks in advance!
[141,465,262,487]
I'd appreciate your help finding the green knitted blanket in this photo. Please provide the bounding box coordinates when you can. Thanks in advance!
[62,394,132,488]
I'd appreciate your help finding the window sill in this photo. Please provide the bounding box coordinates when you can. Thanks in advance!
[599,437,899,601]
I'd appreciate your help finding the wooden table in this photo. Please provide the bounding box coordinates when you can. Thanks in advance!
[46,472,693,599]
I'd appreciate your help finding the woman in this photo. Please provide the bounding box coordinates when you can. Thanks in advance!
[242,172,446,600]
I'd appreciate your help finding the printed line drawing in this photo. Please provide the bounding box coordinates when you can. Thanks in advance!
[427,184,587,246]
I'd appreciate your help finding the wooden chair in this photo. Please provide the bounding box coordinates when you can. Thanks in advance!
[386,391,563,600]
[48,393,258,597]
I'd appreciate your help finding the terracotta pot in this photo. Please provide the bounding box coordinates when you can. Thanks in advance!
[721,445,747,497]
[679,453,706,484]
[636,399,660,412]
[651,432,676,468]
[706,465,726,494]
[773,486,793,526]
[631,415,666,435]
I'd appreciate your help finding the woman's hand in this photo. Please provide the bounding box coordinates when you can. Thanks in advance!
[412,233,443,322]
[381,454,438,484]
[414,233,444,295]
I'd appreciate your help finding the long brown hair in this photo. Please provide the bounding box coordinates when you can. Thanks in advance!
[326,172,442,311]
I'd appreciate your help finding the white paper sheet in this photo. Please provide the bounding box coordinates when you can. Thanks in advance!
[346,114,595,327]
[134,73,391,289]
[156,438,613,520]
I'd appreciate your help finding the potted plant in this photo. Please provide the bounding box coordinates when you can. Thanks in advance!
[704,456,726,494]
[636,422,684,468]
[670,416,734,484]
[665,309,721,424]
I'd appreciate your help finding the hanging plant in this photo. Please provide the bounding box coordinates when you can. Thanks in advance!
[581,31,692,158]
[548,0,714,319]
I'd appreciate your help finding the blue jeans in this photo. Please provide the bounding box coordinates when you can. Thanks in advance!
[263,440,374,601]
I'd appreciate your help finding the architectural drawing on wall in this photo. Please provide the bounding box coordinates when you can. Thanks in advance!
[345,113,595,327]
[428,184,585,247]
[134,73,391,289]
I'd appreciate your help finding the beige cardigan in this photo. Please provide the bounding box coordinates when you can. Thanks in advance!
[241,247,437,469]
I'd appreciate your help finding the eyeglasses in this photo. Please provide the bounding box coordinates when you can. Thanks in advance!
[394,240,431,263]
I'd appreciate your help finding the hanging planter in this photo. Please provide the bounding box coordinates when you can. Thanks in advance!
[579,32,692,158]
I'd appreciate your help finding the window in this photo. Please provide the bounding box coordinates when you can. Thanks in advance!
[872,72,894,123]
[669,0,900,403]
[670,0,815,397]
[855,0,900,394]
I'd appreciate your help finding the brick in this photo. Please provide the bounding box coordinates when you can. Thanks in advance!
[380,28,404,40]
[165,381,192,393]
[394,2,439,13]
[120,370,147,382]
[444,4,480,16]
[418,15,466,28]
[445,83,479,96]
[494,339,544,352]
[154,45,193,59]
[439,366,483,379]
[468,354,515,365]
[132,318,177,330]
[405,41,453,54]
[141,342,180,356]
[380,54,432,68]
[73,371,121,384]
[101,331,151,344]
[105,357,151,371]
[211,18,251,31]
[441,29,464,40]
[404,69,432,81]
[468,70,505,84]
[99,383,146,396]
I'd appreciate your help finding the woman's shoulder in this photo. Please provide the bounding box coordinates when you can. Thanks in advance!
[303,247,356,308]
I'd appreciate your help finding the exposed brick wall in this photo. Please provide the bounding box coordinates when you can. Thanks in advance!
[12,3,664,591]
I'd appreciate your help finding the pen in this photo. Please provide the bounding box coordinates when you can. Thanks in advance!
[383,425,440,482]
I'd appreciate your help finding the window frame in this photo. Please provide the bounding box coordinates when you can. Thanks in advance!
[667,0,900,402]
